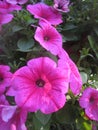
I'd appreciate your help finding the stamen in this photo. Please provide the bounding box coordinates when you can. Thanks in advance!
[36,79,45,87]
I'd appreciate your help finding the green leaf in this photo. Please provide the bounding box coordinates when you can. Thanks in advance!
[12,25,23,32]
[55,103,78,124]
[64,23,77,31]
[33,114,50,130]
[88,35,98,58]
[63,32,79,41]
[76,116,92,130]
[17,38,34,52]
[94,26,98,35]
[94,81,98,88]
[35,111,51,125]
[80,72,88,84]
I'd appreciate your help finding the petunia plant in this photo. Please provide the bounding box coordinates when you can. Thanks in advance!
[0,0,98,130]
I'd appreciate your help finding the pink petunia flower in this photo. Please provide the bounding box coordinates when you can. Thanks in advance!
[0,0,21,14]
[58,48,82,95]
[53,0,70,13]
[7,57,70,114]
[0,65,13,94]
[79,87,98,121]
[6,0,28,5]
[0,105,27,130]
[27,2,62,26]
[34,22,62,55]
[0,94,27,130]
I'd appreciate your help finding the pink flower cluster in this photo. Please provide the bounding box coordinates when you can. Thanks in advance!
[0,0,28,30]
[0,1,83,128]
[27,1,82,95]
[0,1,75,129]
[1,0,98,129]
[0,64,28,129]
[0,65,27,129]
[0,95,27,130]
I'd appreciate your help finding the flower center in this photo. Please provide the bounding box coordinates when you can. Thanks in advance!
[58,4,63,9]
[36,79,45,87]
[0,77,3,82]
[44,36,50,41]
[90,97,94,103]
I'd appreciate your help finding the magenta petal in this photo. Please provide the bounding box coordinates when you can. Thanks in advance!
[0,14,13,24]
[27,57,57,73]
[15,88,43,112]
[79,87,93,108]
[27,3,62,25]
[79,87,98,108]
[79,87,98,121]
[0,95,9,105]
[58,49,82,95]
[6,0,18,4]
[6,86,16,96]
[47,67,70,94]
[0,65,13,94]
[11,66,36,90]
[0,105,27,130]
[18,0,28,4]
[7,66,35,97]
[2,106,17,122]
[6,0,28,4]
[40,90,66,114]
[34,23,62,55]
[0,1,21,14]
[69,59,82,95]
[86,104,98,121]
[53,0,70,13]
[0,65,10,71]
